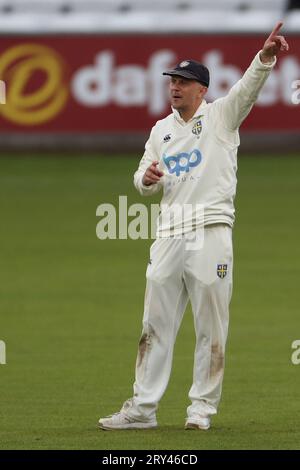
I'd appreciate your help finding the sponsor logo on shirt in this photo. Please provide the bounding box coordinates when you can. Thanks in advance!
[163,149,202,177]
[163,133,171,142]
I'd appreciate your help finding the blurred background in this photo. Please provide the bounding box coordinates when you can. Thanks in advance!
[1,0,300,451]
[0,0,299,151]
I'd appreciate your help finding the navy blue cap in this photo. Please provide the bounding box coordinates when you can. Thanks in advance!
[163,59,209,87]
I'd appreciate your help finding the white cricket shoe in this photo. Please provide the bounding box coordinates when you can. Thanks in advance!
[98,412,157,430]
[185,415,211,430]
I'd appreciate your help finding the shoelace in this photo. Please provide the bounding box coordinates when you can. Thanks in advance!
[105,412,132,424]
[106,412,122,418]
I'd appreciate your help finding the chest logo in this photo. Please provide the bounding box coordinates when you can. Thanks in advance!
[163,149,202,177]
[192,119,202,137]
[163,133,171,142]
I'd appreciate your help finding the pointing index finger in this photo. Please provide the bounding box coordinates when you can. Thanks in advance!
[269,21,283,38]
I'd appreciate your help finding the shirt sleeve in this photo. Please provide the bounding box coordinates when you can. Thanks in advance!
[215,50,277,131]
[133,125,163,197]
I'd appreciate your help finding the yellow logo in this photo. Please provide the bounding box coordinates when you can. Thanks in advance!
[0,43,68,125]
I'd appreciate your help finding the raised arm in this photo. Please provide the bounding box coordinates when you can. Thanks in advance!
[215,22,289,132]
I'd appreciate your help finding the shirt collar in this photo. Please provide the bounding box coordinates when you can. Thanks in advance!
[172,99,207,125]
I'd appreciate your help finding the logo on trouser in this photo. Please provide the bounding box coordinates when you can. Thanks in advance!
[217,264,228,279]
[163,149,202,177]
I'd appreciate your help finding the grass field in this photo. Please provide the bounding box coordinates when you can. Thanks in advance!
[0,153,300,450]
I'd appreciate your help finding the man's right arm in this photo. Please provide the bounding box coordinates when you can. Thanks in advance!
[134,126,164,196]
[214,22,289,132]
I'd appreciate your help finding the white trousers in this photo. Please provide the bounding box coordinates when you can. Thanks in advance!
[123,224,233,421]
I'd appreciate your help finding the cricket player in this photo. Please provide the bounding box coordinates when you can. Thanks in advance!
[99,23,289,430]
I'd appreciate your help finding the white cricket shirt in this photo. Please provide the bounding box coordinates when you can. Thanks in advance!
[134,51,276,237]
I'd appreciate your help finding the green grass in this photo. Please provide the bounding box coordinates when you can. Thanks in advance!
[0,153,300,450]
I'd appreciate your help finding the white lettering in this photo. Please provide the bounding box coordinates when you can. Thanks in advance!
[203,50,241,101]
[102,455,136,467]
[0,80,5,104]
[291,339,300,365]
[72,50,174,115]
[72,51,112,106]
[291,79,300,105]
[115,66,146,106]
[118,195,128,240]
[151,204,160,239]
[148,50,176,115]
[96,197,205,245]
[0,340,6,365]
[96,203,116,239]
[281,58,300,104]
[128,203,149,239]
[72,49,300,114]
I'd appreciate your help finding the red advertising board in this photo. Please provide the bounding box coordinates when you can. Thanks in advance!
[0,35,299,133]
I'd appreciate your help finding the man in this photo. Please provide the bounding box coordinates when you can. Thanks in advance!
[99,23,289,431]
